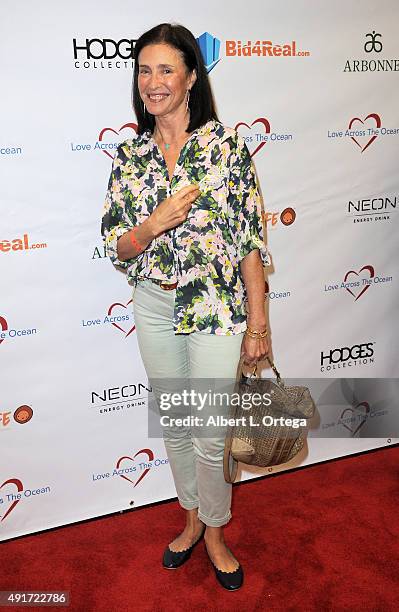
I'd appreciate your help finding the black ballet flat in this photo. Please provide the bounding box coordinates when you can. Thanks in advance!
[162,528,205,569]
[211,562,244,591]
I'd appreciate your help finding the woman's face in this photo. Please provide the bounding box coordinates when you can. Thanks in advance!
[138,43,196,119]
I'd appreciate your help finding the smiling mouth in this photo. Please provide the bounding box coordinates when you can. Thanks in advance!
[147,94,169,102]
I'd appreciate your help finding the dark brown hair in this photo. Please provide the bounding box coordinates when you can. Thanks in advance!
[132,23,219,135]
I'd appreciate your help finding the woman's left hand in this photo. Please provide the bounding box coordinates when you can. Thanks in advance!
[240,334,269,368]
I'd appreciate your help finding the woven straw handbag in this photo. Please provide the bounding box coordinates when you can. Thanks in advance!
[223,355,316,483]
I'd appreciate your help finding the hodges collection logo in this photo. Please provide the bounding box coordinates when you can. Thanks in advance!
[320,341,375,372]
[73,38,136,69]
[324,265,393,300]
[344,31,399,72]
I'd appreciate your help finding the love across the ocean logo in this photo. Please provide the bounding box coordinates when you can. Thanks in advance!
[69,122,138,157]
[327,112,399,151]
[339,402,370,436]
[70,117,293,161]
[0,478,51,524]
[235,117,293,156]
[0,315,38,345]
[91,448,169,488]
[81,299,135,337]
[97,123,138,159]
[324,264,393,300]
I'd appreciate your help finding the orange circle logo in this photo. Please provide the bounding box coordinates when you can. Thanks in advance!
[14,405,33,424]
[280,207,296,226]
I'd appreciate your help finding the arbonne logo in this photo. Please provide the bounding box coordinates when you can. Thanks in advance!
[344,31,399,72]
[364,31,383,53]
[0,234,47,253]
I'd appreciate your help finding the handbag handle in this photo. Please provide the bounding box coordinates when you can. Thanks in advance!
[235,354,282,385]
[224,354,283,483]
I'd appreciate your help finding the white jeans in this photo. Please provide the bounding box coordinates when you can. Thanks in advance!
[133,279,244,527]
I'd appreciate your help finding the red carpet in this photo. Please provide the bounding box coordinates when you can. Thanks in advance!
[2,445,399,612]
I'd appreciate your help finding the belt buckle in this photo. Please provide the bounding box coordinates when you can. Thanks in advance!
[160,282,178,291]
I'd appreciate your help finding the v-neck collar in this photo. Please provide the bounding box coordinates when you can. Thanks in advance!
[146,119,216,184]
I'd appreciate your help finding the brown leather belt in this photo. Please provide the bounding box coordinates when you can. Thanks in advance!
[150,279,178,291]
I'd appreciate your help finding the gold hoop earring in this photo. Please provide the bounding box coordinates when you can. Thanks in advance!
[186,90,190,112]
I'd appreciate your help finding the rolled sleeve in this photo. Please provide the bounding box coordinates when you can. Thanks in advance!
[227,134,271,267]
[101,143,135,271]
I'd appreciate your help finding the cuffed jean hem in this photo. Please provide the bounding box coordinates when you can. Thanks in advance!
[197,509,232,527]
[179,499,200,511]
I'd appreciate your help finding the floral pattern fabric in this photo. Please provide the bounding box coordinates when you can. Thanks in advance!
[101,119,270,335]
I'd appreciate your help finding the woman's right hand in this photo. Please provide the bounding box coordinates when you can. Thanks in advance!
[150,184,200,234]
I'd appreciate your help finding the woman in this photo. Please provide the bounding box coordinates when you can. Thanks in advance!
[101,23,270,591]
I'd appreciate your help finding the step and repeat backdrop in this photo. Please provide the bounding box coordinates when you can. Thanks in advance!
[1,0,398,540]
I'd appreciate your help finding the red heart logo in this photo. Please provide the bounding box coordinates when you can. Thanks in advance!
[340,402,370,436]
[0,478,23,522]
[116,448,154,488]
[235,117,271,157]
[107,300,135,337]
[343,265,375,301]
[98,122,138,159]
[348,113,381,152]
[0,315,8,345]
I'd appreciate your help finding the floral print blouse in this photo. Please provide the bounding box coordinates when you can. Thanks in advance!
[101,119,270,335]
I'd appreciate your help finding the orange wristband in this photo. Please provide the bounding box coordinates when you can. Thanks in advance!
[129,228,144,253]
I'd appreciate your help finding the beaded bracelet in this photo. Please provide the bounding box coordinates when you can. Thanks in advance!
[129,228,144,253]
